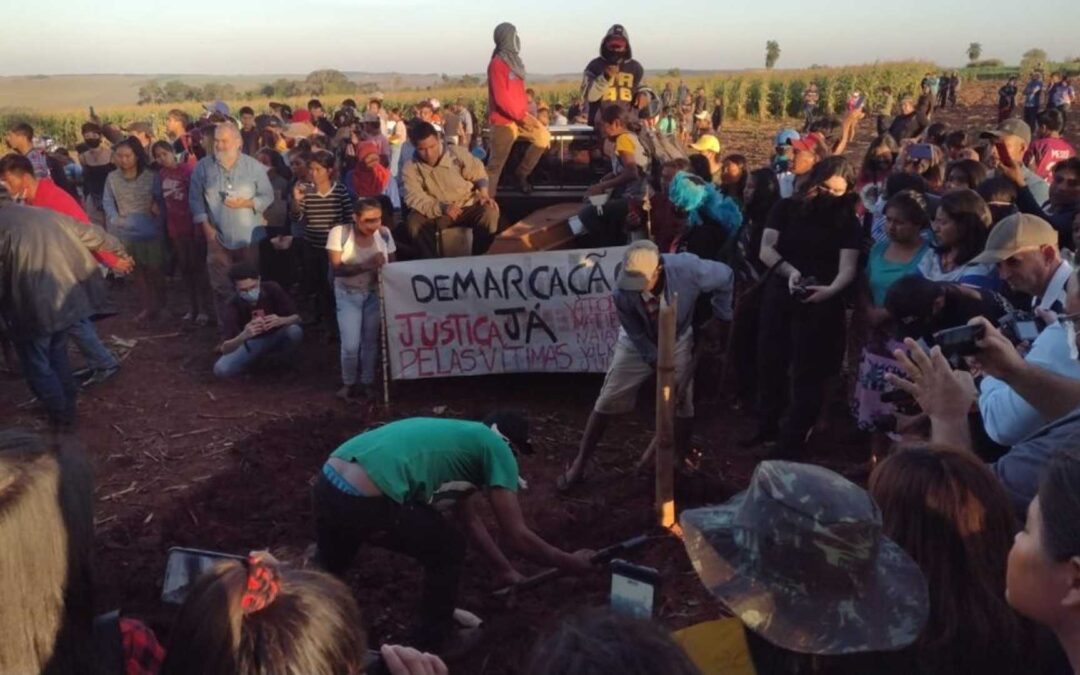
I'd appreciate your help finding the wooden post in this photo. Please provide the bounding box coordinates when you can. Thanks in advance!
[378,272,391,408]
[656,292,677,529]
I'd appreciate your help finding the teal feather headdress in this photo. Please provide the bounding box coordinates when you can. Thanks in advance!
[667,171,743,235]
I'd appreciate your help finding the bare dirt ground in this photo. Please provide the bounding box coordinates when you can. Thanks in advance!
[1,82,1076,674]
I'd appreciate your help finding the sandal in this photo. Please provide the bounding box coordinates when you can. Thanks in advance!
[181,312,195,322]
[194,313,211,327]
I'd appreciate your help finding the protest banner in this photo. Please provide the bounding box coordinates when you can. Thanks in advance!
[382,247,626,380]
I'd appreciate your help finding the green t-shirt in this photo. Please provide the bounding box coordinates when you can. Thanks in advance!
[330,418,520,504]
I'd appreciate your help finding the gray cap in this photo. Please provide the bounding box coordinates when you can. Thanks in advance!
[982,118,1032,145]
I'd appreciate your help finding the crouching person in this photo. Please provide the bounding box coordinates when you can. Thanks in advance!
[558,241,734,491]
[312,413,596,655]
[213,262,302,378]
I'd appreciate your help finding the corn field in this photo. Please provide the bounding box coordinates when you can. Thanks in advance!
[2,62,933,148]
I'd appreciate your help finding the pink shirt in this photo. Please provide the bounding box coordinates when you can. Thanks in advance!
[157,163,197,239]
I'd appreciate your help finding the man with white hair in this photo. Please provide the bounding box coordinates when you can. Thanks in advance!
[189,123,274,334]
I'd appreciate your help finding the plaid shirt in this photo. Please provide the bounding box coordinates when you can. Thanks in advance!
[120,618,165,675]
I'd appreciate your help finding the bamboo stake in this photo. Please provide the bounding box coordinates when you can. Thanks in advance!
[656,293,677,529]
[378,270,391,408]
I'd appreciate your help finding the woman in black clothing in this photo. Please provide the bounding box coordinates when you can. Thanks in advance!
[737,168,780,282]
[256,148,295,289]
[751,156,862,453]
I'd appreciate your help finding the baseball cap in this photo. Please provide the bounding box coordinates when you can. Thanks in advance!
[359,112,381,125]
[121,121,152,135]
[971,213,1058,264]
[981,118,1032,145]
[689,134,720,154]
[483,411,532,455]
[203,100,230,117]
[617,240,661,291]
[694,110,710,120]
[775,128,800,147]
[791,132,823,153]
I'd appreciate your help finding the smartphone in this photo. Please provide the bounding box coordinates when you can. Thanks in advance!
[609,559,659,620]
[252,308,266,319]
[932,323,986,357]
[303,182,316,195]
[161,547,245,604]
[909,143,934,161]
[995,140,1015,168]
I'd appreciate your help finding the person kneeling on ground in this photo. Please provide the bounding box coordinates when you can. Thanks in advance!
[213,262,302,378]
[313,413,596,655]
[402,121,499,258]
[558,241,735,491]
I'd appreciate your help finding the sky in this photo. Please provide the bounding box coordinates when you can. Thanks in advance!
[3,0,1078,76]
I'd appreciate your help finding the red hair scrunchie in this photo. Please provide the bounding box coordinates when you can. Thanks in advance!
[240,554,281,615]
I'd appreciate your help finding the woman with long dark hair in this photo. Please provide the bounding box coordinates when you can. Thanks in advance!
[870,446,1032,675]
[851,190,930,436]
[104,138,165,322]
[718,153,747,208]
[1007,448,1080,673]
[917,188,997,287]
[751,156,862,454]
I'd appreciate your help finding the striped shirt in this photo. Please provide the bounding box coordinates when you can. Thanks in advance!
[299,182,353,247]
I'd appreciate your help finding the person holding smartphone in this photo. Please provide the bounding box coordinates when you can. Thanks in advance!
[751,157,862,455]
[212,262,302,378]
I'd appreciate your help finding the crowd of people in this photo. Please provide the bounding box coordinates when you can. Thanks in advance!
[3,19,1080,675]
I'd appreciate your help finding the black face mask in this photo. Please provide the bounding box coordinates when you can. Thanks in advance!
[84,138,102,149]
[872,156,893,171]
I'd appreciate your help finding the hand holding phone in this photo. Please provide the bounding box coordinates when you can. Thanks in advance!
[162,547,245,604]
[609,559,659,620]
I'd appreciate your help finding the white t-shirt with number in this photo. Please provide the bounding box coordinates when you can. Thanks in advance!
[325,225,396,291]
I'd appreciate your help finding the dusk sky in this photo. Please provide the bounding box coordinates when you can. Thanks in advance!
[4,0,1078,76]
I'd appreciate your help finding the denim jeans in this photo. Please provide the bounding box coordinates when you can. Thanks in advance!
[68,318,119,371]
[334,285,380,386]
[213,324,303,378]
[14,329,77,425]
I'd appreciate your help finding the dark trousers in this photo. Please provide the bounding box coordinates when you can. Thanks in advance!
[756,276,846,451]
[577,199,631,248]
[15,328,77,427]
[313,474,465,649]
[302,244,334,323]
[406,203,499,259]
[260,237,297,291]
[1024,106,1040,135]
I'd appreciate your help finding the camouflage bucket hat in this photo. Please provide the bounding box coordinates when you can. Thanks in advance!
[680,461,928,655]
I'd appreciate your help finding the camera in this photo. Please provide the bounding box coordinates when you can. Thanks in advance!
[791,276,819,301]
[997,311,1045,345]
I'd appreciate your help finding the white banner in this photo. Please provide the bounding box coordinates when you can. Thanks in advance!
[383,247,626,379]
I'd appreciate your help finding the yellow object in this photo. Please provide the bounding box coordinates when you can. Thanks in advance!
[672,618,757,675]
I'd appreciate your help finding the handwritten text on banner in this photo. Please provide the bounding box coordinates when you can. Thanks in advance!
[382,247,626,379]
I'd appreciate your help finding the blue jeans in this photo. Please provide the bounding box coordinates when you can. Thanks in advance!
[69,318,119,371]
[213,324,303,378]
[334,285,380,386]
[15,329,77,425]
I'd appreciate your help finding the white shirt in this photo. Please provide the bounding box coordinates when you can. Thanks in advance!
[980,323,1080,445]
[326,225,396,291]
[1034,260,1072,311]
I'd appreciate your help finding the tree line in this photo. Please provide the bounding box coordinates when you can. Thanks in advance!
[137,69,378,105]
